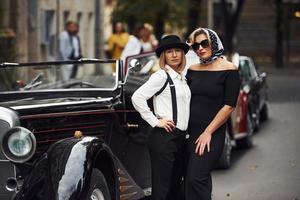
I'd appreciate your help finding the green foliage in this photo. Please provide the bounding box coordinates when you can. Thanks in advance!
[111,0,188,32]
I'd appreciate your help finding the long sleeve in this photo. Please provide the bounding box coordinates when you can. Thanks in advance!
[59,31,72,60]
[131,71,167,127]
[107,35,115,52]
[114,33,129,48]
[120,36,141,61]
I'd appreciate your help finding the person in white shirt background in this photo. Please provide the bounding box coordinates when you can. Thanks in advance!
[131,35,191,200]
[121,23,157,65]
[120,25,144,63]
[58,21,82,81]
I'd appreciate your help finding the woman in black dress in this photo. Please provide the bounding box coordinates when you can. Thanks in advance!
[185,28,240,200]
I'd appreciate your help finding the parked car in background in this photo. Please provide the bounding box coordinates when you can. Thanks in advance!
[237,55,269,131]
[218,53,269,168]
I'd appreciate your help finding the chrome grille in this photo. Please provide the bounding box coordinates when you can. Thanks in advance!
[20,111,114,157]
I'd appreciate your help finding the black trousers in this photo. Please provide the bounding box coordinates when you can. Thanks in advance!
[148,127,186,200]
[185,131,225,200]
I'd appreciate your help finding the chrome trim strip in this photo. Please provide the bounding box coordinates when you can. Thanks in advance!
[11,97,113,110]
[0,107,20,127]
[234,132,248,139]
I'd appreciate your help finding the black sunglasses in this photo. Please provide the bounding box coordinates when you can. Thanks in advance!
[191,39,210,51]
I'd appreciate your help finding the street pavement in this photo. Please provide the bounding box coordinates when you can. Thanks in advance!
[212,73,300,200]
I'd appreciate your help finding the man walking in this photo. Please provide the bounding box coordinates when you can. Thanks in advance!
[59,21,82,80]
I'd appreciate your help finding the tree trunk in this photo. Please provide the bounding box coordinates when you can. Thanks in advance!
[155,16,164,40]
[275,0,284,68]
[221,0,245,55]
[127,15,136,34]
[155,5,168,40]
[185,0,202,40]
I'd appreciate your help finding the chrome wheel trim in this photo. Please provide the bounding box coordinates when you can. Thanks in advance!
[91,188,105,200]
[225,133,232,164]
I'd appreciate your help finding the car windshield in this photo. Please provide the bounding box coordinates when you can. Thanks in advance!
[0,59,120,102]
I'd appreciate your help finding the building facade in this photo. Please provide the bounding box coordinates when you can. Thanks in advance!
[1,0,108,63]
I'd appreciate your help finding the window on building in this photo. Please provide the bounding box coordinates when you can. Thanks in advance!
[63,10,70,26]
[77,12,82,25]
[40,10,56,59]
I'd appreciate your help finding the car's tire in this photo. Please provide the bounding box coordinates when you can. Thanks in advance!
[260,103,269,122]
[253,107,260,132]
[217,131,232,169]
[236,113,253,149]
[86,168,111,200]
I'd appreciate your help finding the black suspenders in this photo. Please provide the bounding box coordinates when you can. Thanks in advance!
[154,71,178,125]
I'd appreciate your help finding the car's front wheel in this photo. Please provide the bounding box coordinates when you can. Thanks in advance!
[217,131,232,169]
[253,107,260,132]
[236,113,254,149]
[87,168,111,200]
[260,103,269,122]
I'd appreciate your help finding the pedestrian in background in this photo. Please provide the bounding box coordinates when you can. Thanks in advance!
[58,21,82,80]
[132,35,190,200]
[185,27,240,200]
[120,25,145,63]
[120,23,158,64]
[141,23,158,52]
[106,22,129,60]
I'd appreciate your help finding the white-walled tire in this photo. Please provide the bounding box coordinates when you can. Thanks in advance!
[236,113,254,149]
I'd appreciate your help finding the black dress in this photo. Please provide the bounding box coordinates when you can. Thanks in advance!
[185,69,240,200]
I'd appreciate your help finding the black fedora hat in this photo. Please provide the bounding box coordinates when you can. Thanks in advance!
[155,35,190,57]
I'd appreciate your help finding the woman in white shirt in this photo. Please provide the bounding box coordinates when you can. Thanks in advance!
[131,35,191,200]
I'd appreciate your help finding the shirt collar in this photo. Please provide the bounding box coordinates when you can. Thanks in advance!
[165,65,186,81]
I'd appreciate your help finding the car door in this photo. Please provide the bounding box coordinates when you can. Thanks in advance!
[250,59,268,110]
[239,57,260,126]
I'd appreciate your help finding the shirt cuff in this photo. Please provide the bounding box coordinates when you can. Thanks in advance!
[148,117,159,128]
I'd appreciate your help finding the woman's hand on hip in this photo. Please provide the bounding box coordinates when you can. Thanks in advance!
[195,131,212,156]
[156,119,175,133]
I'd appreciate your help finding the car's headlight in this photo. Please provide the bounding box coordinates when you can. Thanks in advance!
[1,127,36,163]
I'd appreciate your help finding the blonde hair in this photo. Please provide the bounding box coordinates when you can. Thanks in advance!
[187,28,211,46]
[158,49,186,72]
[143,23,154,32]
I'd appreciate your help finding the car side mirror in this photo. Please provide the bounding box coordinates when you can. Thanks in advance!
[121,59,141,85]
[260,72,267,79]
[128,59,141,73]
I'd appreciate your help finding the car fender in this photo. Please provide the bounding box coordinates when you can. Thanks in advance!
[14,136,144,200]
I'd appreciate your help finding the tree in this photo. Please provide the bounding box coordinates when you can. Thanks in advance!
[220,0,245,55]
[275,0,284,68]
[111,0,187,40]
[263,0,288,68]
[185,0,202,40]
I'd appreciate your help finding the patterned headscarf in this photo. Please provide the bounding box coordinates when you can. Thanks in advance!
[188,28,224,65]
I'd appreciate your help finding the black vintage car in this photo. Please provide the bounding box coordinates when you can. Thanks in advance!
[237,55,269,131]
[0,59,153,200]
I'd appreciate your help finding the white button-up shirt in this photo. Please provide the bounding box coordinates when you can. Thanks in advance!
[131,65,191,131]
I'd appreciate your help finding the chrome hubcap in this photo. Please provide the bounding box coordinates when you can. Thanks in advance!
[91,188,105,200]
